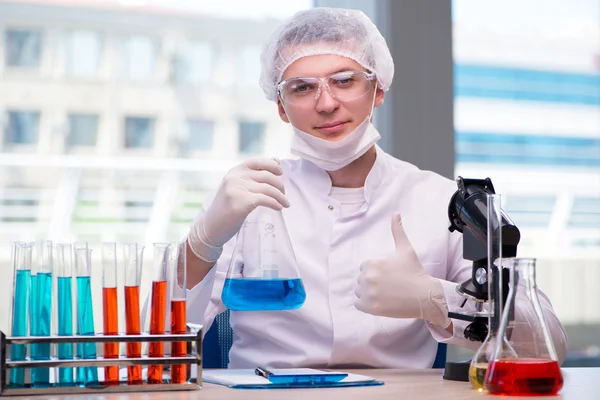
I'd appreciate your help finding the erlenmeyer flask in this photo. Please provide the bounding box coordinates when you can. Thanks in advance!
[484,257,564,396]
[221,206,306,311]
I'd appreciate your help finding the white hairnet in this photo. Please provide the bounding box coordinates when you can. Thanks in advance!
[259,7,394,102]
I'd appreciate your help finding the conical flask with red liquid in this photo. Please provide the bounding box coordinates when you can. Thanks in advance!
[484,257,563,396]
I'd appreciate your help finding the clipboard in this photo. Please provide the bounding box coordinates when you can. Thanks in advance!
[202,368,385,389]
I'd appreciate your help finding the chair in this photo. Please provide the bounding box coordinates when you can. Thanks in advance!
[202,310,447,369]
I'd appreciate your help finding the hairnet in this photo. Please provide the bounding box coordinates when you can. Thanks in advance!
[259,7,394,102]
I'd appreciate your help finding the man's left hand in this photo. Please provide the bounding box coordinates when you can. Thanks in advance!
[354,213,451,329]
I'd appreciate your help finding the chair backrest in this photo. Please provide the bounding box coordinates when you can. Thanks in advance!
[202,309,447,369]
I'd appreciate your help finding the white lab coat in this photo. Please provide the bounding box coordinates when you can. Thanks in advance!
[186,145,568,369]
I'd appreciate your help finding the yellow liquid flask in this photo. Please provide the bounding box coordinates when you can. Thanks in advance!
[484,258,564,396]
[221,207,306,311]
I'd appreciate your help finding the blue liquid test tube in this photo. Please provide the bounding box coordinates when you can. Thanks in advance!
[54,243,75,386]
[8,242,32,388]
[29,240,53,388]
[74,245,99,385]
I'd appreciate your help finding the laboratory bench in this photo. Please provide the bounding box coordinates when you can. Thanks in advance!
[5,367,599,399]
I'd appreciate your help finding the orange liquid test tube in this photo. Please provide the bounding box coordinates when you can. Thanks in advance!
[101,243,119,385]
[170,299,187,383]
[169,243,188,384]
[123,243,144,385]
[148,243,170,384]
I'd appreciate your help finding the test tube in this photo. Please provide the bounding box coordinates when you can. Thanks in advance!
[54,243,75,386]
[123,242,145,384]
[102,242,119,385]
[169,242,187,384]
[148,243,170,384]
[8,242,32,388]
[74,244,99,385]
[29,240,53,387]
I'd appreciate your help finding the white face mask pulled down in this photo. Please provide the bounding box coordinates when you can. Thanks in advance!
[286,92,380,171]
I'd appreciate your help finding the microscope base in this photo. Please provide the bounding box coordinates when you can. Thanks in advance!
[442,360,471,381]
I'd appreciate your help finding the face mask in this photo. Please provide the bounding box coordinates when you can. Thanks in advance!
[286,92,380,171]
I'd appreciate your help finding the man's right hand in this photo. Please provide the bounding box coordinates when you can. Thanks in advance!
[187,157,290,263]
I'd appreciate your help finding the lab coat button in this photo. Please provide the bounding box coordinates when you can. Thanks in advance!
[328,205,334,211]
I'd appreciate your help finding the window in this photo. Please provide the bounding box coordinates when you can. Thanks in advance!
[122,36,156,80]
[171,42,212,84]
[124,116,155,148]
[4,111,40,145]
[186,119,214,151]
[237,45,261,85]
[67,113,99,146]
[5,29,41,68]
[238,121,265,155]
[65,30,101,76]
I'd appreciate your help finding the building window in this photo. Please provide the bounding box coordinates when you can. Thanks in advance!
[124,116,155,149]
[65,30,101,77]
[237,45,261,85]
[5,29,41,68]
[238,121,265,155]
[186,119,214,151]
[4,111,40,145]
[67,113,99,146]
[171,42,212,84]
[122,36,156,80]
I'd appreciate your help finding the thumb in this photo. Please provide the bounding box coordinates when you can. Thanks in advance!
[391,213,409,251]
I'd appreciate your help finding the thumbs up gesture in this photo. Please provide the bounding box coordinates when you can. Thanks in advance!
[354,213,451,328]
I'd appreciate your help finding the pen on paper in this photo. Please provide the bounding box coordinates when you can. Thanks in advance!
[255,366,273,379]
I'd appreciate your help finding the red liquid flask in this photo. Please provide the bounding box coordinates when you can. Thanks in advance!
[486,359,563,396]
[484,258,564,396]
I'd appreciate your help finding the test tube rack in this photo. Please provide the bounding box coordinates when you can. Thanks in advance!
[0,329,202,396]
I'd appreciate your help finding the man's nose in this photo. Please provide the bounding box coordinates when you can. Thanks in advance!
[315,84,340,113]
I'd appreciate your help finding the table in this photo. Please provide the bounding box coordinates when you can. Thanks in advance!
[7,367,599,399]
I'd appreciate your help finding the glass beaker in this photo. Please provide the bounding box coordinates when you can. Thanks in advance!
[484,257,564,396]
[221,207,306,311]
[469,194,504,390]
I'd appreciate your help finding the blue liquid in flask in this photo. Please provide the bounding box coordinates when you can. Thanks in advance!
[9,269,30,388]
[76,276,98,385]
[57,276,75,386]
[222,278,306,311]
[30,272,52,387]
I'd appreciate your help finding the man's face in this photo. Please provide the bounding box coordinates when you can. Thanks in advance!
[277,54,384,142]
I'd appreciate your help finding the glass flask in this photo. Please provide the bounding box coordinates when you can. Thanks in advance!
[484,257,564,396]
[469,194,505,391]
[221,206,306,311]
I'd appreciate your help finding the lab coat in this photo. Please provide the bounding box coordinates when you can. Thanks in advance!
[186,145,568,369]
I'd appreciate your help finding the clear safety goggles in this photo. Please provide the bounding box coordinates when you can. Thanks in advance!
[277,70,377,106]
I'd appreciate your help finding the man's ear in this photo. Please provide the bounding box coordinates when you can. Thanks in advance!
[277,98,290,123]
[374,87,385,108]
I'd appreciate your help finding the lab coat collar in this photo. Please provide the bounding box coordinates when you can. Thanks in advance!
[298,144,386,206]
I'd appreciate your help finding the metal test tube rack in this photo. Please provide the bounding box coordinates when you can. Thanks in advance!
[0,330,202,396]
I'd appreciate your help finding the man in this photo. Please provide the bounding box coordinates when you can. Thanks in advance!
[184,7,568,369]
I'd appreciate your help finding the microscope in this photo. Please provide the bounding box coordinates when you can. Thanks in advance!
[442,177,521,382]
